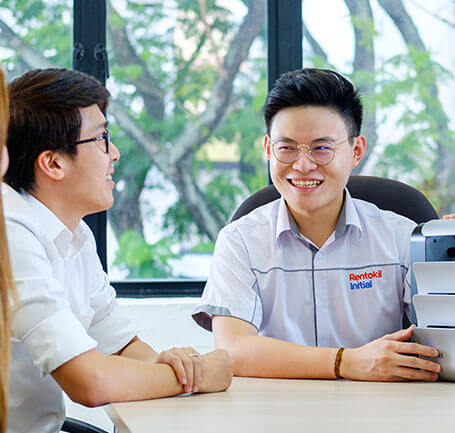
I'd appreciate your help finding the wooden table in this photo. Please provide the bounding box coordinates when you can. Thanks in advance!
[106,377,455,433]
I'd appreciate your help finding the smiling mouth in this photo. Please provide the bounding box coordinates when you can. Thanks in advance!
[106,174,113,181]
[288,179,323,188]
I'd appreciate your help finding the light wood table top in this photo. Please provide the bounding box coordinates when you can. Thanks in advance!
[106,377,455,433]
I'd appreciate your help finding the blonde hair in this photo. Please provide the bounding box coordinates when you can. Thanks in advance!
[0,67,15,433]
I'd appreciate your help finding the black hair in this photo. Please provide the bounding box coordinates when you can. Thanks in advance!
[263,68,362,137]
[5,68,110,192]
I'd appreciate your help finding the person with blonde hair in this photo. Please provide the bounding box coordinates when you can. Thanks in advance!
[0,67,15,433]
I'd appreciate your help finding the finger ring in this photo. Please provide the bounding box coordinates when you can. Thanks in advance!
[188,353,199,358]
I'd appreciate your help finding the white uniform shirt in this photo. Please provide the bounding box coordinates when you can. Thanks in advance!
[3,184,137,433]
[193,191,416,348]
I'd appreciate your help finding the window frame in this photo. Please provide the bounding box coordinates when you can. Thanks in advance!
[75,0,302,297]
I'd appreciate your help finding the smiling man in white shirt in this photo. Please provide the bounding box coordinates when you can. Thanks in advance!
[193,68,440,382]
[4,68,232,433]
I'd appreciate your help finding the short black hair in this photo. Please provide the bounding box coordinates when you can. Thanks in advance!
[263,68,362,137]
[5,68,110,192]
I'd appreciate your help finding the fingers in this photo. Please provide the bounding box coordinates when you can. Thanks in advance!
[397,351,440,371]
[443,214,455,219]
[156,347,204,393]
[183,348,204,393]
[382,325,415,342]
[395,366,439,381]
[386,345,441,382]
[191,352,205,392]
[394,341,439,358]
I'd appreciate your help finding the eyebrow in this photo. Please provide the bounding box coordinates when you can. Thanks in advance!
[274,135,337,144]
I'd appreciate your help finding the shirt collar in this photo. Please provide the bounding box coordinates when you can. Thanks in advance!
[22,192,88,258]
[339,189,363,238]
[275,188,363,247]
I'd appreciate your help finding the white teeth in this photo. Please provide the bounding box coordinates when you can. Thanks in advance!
[290,179,322,188]
[106,175,112,181]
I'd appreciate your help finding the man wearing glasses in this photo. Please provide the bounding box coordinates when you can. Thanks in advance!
[4,68,232,433]
[193,68,440,382]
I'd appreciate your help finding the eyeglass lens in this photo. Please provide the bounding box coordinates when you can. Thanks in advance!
[273,141,335,164]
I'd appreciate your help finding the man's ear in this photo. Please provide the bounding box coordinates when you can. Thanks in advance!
[264,135,271,160]
[35,150,67,181]
[352,135,367,168]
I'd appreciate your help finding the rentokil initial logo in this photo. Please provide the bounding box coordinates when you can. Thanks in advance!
[349,270,382,290]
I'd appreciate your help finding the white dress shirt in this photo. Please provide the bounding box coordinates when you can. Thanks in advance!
[3,184,136,433]
[193,191,416,348]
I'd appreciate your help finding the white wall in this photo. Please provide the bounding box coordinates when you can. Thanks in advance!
[64,297,214,433]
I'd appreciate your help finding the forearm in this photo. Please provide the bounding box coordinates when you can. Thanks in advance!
[53,349,184,407]
[117,336,158,362]
[220,335,338,379]
[97,355,184,403]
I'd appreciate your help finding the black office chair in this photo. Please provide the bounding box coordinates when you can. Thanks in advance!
[61,417,109,433]
[231,175,438,223]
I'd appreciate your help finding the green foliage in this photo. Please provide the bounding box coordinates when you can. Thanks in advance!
[350,16,377,51]
[205,174,243,221]
[163,199,197,242]
[1,0,72,69]
[111,64,144,82]
[114,230,177,278]
[370,46,454,188]
[190,241,216,253]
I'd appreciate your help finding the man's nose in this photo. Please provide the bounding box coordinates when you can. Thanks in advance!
[291,148,318,172]
[110,141,120,161]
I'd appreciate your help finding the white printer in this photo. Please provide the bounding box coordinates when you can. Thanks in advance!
[410,219,455,380]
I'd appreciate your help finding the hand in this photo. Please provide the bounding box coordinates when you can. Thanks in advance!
[155,347,205,393]
[340,325,441,382]
[198,349,233,393]
[443,214,455,219]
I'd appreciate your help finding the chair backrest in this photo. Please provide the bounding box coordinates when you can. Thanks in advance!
[231,175,438,224]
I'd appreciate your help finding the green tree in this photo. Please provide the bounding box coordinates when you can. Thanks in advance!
[0,0,267,277]
[303,0,455,213]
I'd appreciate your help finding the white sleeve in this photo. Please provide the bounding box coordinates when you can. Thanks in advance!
[88,271,137,354]
[84,230,137,354]
[8,221,97,375]
[192,225,263,331]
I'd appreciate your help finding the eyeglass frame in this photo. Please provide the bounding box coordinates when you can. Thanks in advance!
[269,134,356,165]
[75,129,111,154]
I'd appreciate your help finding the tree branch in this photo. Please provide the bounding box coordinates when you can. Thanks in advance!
[108,2,165,121]
[405,0,455,29]
[379,0,454,213]
[170,0,265,166]
[344,0,377,174]
[165,0,266,240]
[302,20,328,62]
[108,99,165,167]
[0,19,54,69]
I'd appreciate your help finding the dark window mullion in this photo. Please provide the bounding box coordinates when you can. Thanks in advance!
[73,0,108,271]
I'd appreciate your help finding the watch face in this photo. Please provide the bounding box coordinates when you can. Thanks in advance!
[413,327,455,381]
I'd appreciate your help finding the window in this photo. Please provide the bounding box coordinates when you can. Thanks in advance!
[106,0,267,287]
[302,0,455,215]
[0,1,72,76]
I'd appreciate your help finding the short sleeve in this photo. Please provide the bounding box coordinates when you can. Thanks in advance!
[8,221,97,375]
[88,267,137,355]
[192,226,263,331]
